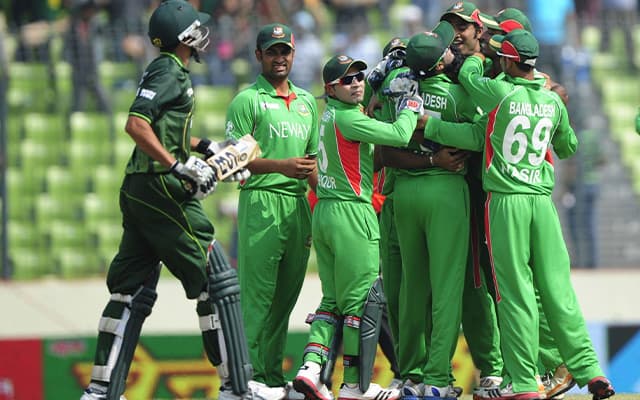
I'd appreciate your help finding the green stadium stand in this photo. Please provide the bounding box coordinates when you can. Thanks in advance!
[55,247,102,278]
[10,247,47,280]
[99,61,139,90]
[92,222,122,269]
[34,193,78,228]
[6,168,36,221]
[23,113,68,164]
[45,165,85,210]
[7,62,56,112]
[92,164,122,201]
[83,192,120,232]
[194,85,234,112]
[68,141,106,190]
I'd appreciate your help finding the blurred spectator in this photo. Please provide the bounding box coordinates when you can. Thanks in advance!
[332,13,380,72]
[104,0,154,63]
[204,0,256,88]
[599,0,637,72]
[288,10,325,91]
[392,3,425,37]
[323,0,378,36]
[64,0,111,112]
[9,0,55,62]
[563,116,607,268]
[410,0,448,29]
[527,0,577,81]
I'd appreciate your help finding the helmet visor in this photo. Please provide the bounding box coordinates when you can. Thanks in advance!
[178,20,211,52]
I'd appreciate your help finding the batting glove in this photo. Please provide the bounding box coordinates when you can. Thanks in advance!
[170,156,217,199]
[196,138,239,159]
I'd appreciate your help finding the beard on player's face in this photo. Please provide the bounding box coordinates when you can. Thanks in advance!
[443,45,465,83]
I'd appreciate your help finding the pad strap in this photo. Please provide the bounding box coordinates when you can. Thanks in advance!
[305,311,339,326]
[199,312,222,332]
[343,355,360,367]
[344,315,361,329]
[303,343,330,359]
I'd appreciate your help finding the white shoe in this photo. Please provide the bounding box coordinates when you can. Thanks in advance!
[387,378,403,390]
[248,380,286,400]
[80,383,126,400]
[219,386,254,400]
[293,361,332,400]
[401,379,424,397]
[473,376,503,399]
[286,381,307,400]
[337,382,400,400]
[423,384,459,398]
[473,382,543,399]
[543,365,575,399]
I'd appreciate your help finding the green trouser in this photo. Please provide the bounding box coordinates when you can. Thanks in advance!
[486,193,604,393]
[461,182,503,378]
[379,198,401,358]
[96,173,213,368]
[237,189,311,387]
[394,174,469,387]
[304,200,379,384]
[537,291,563,374]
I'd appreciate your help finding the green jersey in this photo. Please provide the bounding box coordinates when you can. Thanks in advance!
[316,97,417,203]
[225,74,319,196]
[425,56,577,195]
[395,67,478,178]
[127,53,194,174]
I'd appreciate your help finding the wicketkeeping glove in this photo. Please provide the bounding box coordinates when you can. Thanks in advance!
[170,156,217,199]
[396,94,424,116]
[386,71,418,98]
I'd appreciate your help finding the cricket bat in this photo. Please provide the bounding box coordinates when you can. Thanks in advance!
[204,135,261,181]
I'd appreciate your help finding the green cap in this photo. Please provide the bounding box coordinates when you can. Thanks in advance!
[496,29,539,66]
[382,37,409,57]
[323,55,367,84]
[406,21,455,74]
[488,34,504,52]
[495,8,532,33]
[479,12,501,31]
[440,1,482,26]
[256,23,295,51]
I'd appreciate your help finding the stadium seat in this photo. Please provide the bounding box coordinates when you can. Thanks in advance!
[55,247,102,278]
[68,141,107,190]
[34,193,78,228]
[69,111,113,158]
[92,222,122,268]
[83,192,120,231]
[99,61,139,91]
[92,164,122,201]
[45,165,85,207]
[9,247,48,280]
[23,113,68,164]
[194,112,227,139]
[6,167,36,221]
[194,85,234,113]
[8,62,56,112]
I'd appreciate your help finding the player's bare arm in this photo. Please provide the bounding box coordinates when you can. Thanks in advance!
[247,157,316,179]
[379,145,467,171]
[125,115,176,167]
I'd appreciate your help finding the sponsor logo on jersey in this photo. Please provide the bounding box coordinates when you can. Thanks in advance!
[261,102,280,110]
[138,88,157,100]
[187,88,194,97]
[268,121,311,139]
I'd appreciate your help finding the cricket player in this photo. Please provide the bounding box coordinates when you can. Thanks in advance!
[224,23,319,400]
[293,54,424,400]
[80,2,253,399]
[423,29,615,400]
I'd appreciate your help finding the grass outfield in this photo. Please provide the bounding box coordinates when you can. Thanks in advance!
[458,396,638,400]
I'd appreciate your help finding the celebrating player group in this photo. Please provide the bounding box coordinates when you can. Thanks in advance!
[78,1,616,400]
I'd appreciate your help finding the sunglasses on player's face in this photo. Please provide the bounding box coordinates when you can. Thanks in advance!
[330,71,365,86]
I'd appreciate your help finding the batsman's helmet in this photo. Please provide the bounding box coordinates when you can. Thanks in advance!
[148,0,211,52]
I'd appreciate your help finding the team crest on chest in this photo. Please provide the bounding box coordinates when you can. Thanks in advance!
[297,103,310,116]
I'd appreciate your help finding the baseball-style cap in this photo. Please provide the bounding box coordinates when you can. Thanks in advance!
[495,29,539,66]
[382,36,409,57]
[323,55,367,84]
[406,21,455,75]
[494,8,532,33]
[256,23,295,51]
[479,12,501,31]
[488,34,504,52]
[440,1,483,27]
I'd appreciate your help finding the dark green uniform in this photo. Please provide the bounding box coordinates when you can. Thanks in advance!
[225,74,319,387]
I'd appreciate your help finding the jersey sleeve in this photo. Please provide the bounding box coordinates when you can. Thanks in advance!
[423,116,485,151]
[336,108,417,147]
[129,68,181,123]
[551,102,578,159]
[225,90,257,140]
[304,95,320,156]
[458,55,510,113]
